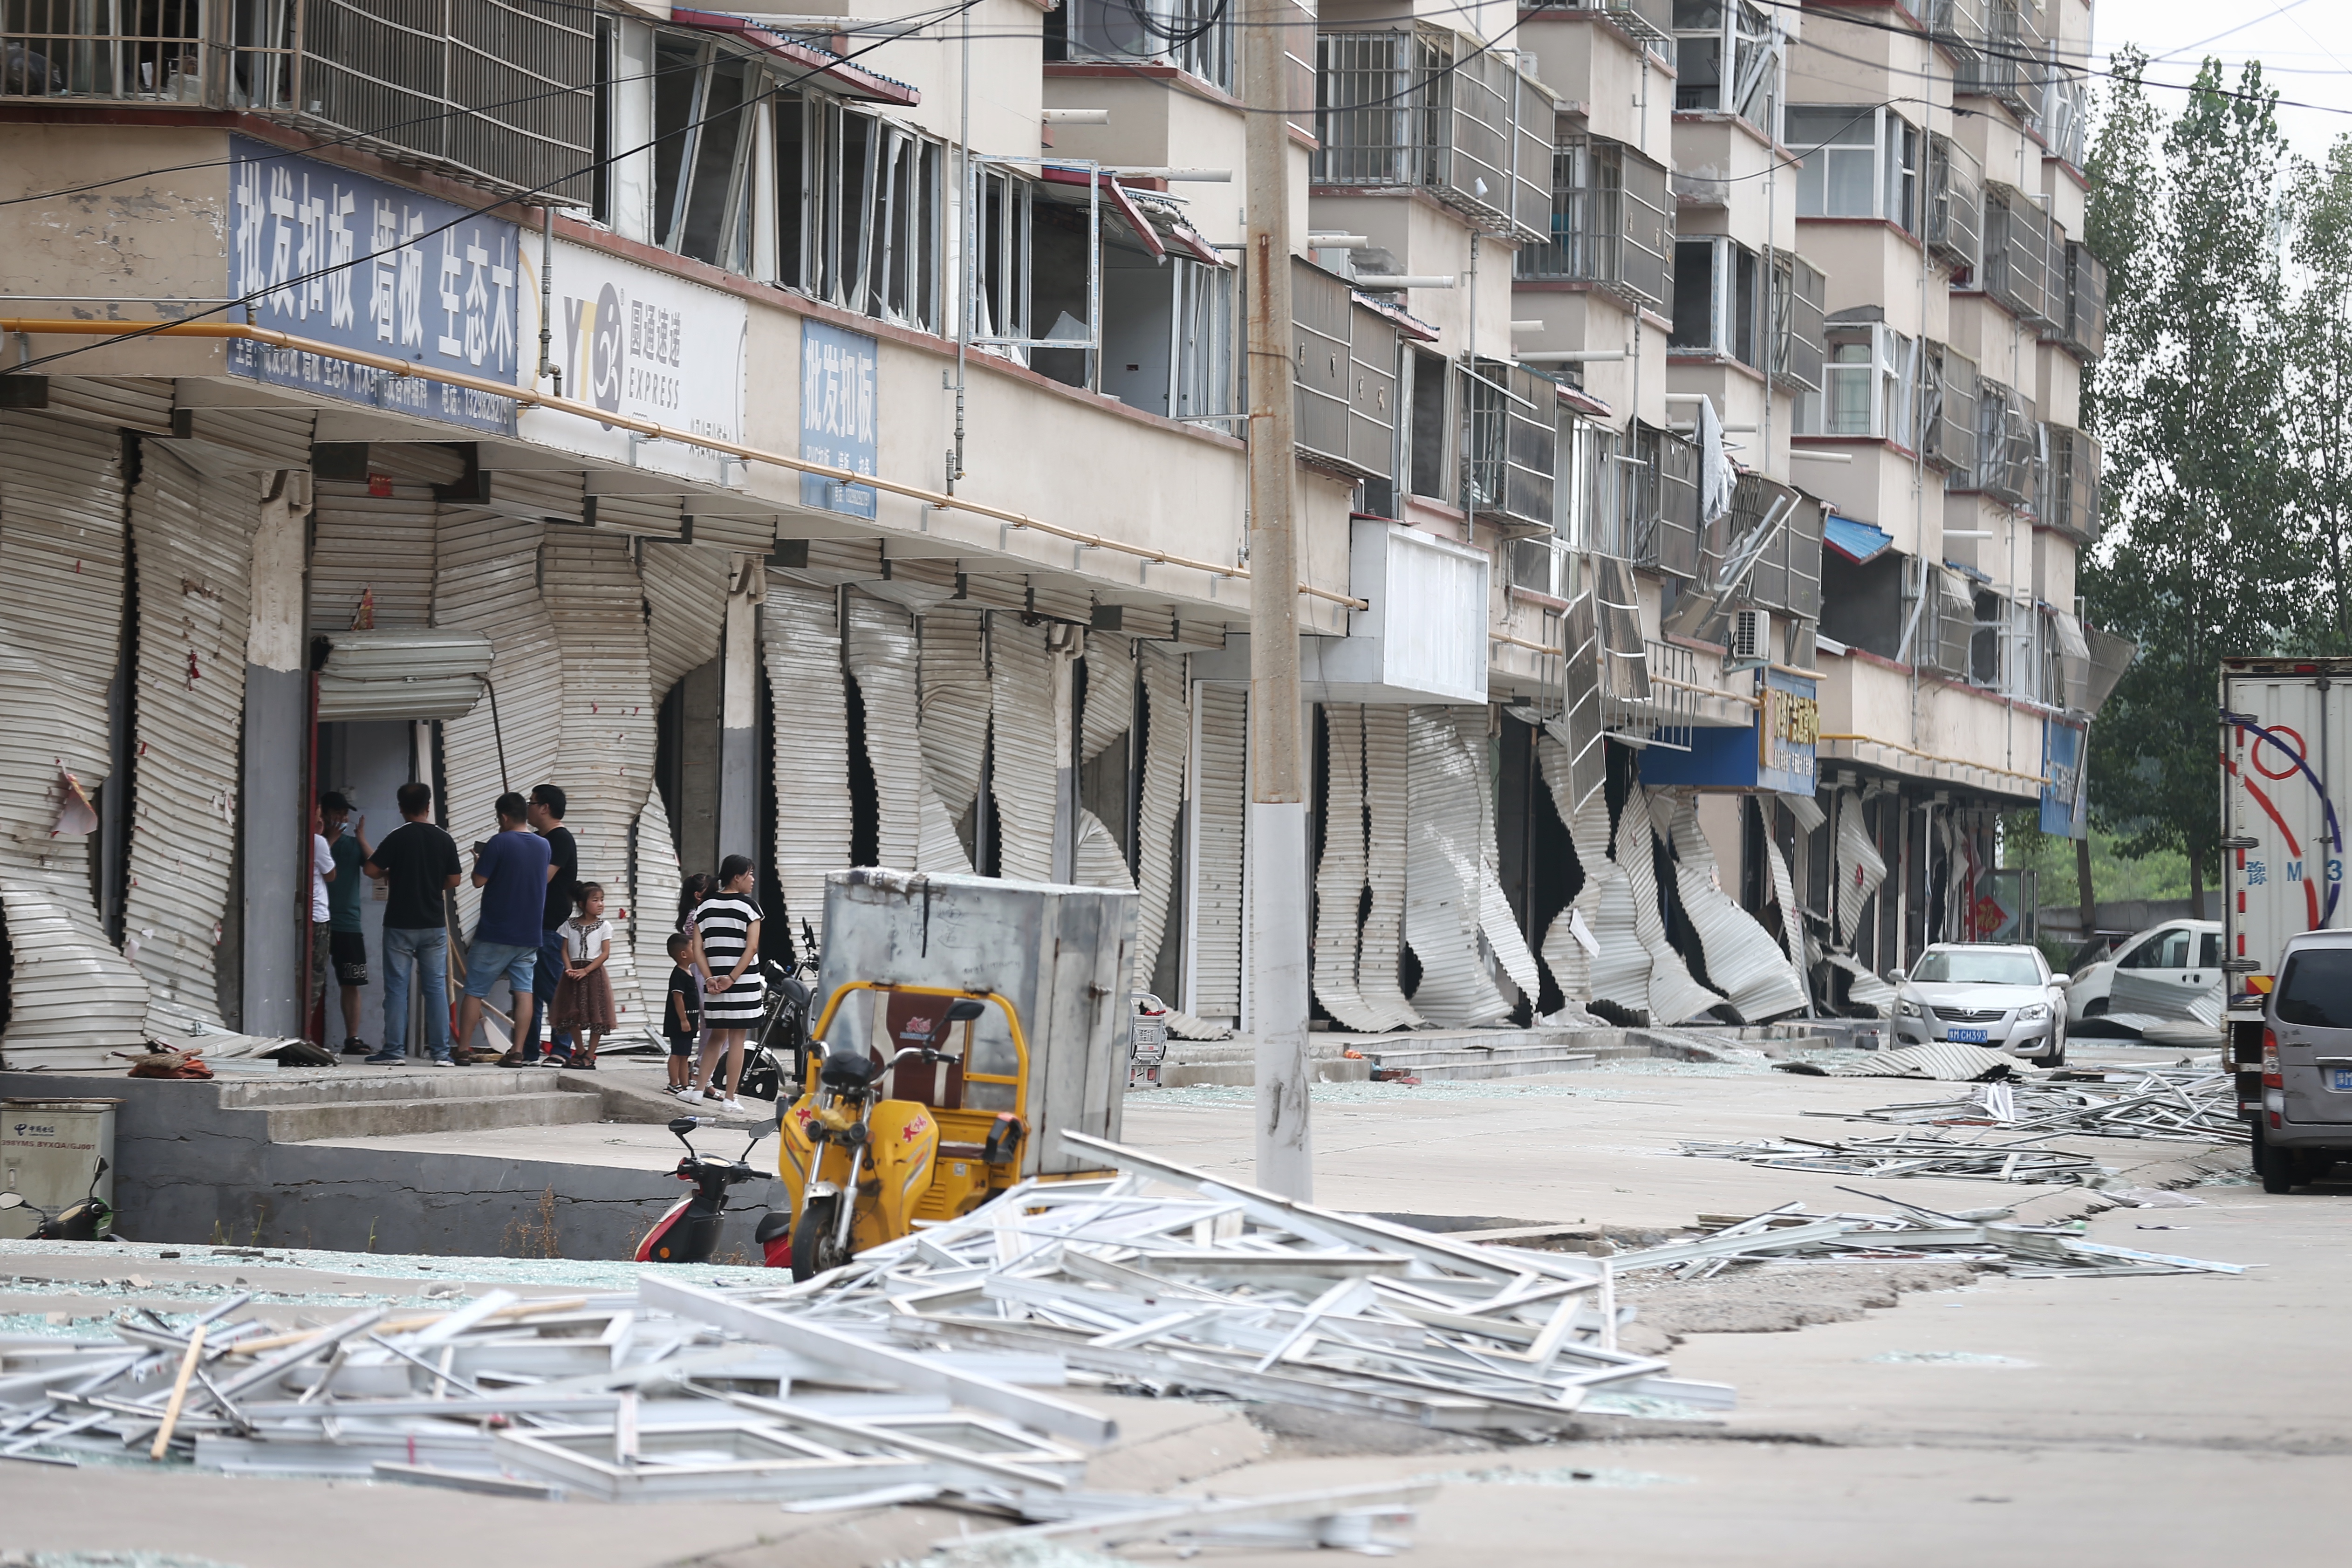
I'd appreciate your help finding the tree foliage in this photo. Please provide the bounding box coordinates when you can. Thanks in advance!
[2082,54,2294,884]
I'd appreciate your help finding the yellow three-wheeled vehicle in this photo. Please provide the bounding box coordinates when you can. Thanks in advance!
[759,981,1032,1280]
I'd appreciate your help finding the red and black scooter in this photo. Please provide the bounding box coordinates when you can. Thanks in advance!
[631,1117,779,1266]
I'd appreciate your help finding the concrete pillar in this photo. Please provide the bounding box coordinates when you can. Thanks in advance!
[716,573,759,865]
[240,471,310,1038]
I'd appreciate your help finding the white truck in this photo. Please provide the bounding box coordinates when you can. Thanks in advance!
[2219,658,2352,1115]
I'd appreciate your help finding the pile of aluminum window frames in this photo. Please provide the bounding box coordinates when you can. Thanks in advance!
[1313,27,1550,239]
[1670,0,1780,133]
[0,0,595,201]
[1515,131,1674,315]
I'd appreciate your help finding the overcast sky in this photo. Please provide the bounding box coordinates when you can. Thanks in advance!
[2092,0,2352,164]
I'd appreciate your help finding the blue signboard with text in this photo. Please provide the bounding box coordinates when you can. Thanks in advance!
[1640,669,1819,792]
[225,136,520,434]
[2041,719,2089,839]
[800,320,879,517]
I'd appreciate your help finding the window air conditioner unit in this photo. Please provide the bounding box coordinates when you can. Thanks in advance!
[1727,607,1771,672]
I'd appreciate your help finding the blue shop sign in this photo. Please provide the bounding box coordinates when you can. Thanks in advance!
[2041,718,2088,839]
[1640,668,1818,792]
[800,320,878,518]
[225,136,520,434]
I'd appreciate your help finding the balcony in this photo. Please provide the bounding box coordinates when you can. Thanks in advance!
[1925,132,1983,271]
[2052,241,2107,360]
[1920,342,1977,475]
[1525,0,1674,48]
[1313,28,1550,240]
[1956,377,2037,507]
[1951,0,2046,121]
[0,0,596,201]
[1981,188,2057,328]
[1464,359,1558,534]
[1612,421,1701,578]
[1515,133,1674,315]
[1294,258,1400,484]
[2046,426,2101,545]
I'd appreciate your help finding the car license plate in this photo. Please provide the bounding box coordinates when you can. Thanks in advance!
[2330,1068,2352,1093]
[1946,1028,1989,1044]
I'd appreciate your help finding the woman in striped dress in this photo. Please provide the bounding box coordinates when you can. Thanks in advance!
[689,856,764,1114]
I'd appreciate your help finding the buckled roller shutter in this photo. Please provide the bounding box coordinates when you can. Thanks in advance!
[1619,783,1722,1025]
[1130,642,1190,996]
[1356,703,1421,1028]
[1312,703,1378,1030]
[846,594,921,871]
[1662,794,1804,1021]
[1189,682,1246,1021]
[917,608,986,875]
[1403,706,1508,1026]
[640,541,728,700]
[633,787,686,1017]
[989,614,1059,883]
[0,411,151,1063]
[310,479,439,635]
[764,582,851,950]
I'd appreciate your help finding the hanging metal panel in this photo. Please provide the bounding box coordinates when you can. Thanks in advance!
[1533,730,1597,1005]
[1189,682,1248,1021]
[540,530,659,1038]
[1081,635,1135,765]
[1619,784,1723,1025]
[639,541,730,700]
[1355,702,1422,1029]
[121,443,253,1036]
[1130,642,1190,996]
[1662,794,1805,1021]
[1073,808,1134,890]
[989,615,1060,884]
[433,508,565,940]
[846,593,922,870]
[763,582,852,951]
[918,608,990,863]
[1832,789,1887,948]
[1403,706,1509,1026]
[1312,704,1378,1030]
[0,411,151,1063]
[310,478,439,633]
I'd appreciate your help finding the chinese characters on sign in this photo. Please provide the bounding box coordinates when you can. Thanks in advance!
[800,321,878,518]
[517,240,747,486]
[1757,670,1819,795]
[226,136,520,435]
[2039,719,2088,840]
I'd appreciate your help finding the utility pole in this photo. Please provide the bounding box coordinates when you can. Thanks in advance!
[1240,0,1312,1198]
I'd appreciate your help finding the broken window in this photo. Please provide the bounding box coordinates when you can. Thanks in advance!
[784,101,946,330]
[1671,0,1780,134]
[1552,412,1620,555]
[1462,359,1556,531]
[1670,236,1765,369]
[1407,346,1453,501]
[1772,254,1826,392]
[1960,377,2036,505]
[971,168,1036,360]
[1980,187,2057,327]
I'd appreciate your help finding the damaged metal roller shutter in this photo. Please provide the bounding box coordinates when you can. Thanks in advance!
[1190,683,1248,1023]
[632,787,686,1012]
[1073,810,1134,890]
[1071,635,1136,894]
[1404,707,1509,1027]
[434,511,565,939]
[988,614,1059,883]
[540,532,659,1037]
[122,444,254,1038]
[918,609,987,873]
[1130,642,1189,997]
[640,543,728,700]
[1312,704,1376,1028]
[0,411,151,1062]
[764,583,851,950]
[1761,815,1812,1007]
[845,595,921,870]
[1536,733,1614,1008]
[169,407,317,472]
[1460,705,1543,1006]
[1661,794,1805,1021]
[1357,704,1421,1029]
[1833,788,1886,948]
[1619,785,1723,1025]
[311,479,438,634]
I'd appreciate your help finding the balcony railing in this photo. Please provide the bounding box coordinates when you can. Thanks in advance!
[1925,132,1983,271]
[2052,241,2107,360]
[1981,188,2057,328]
[2047,425,2101,545]
[1294,258,1400,483]
[1523,0,1672,48]
[0,0,596,201]
[1313,27,1550,239]
[1514,134,1673,313]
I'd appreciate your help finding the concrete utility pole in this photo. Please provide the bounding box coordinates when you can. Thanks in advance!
[1240,0,1313,1199]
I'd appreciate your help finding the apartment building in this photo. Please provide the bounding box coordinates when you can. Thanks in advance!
[0,0,2116,1068]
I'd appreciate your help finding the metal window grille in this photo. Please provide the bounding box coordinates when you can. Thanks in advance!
[1627,422,1700,579]
[1924,131,1983,271]
[2,0,206,100]
[2047,426,2100,545]
[1772,254,1825,392]
[2058,241,2106,359]
[1953,0,2046,116]
[1313,28,1545,236]
[1462,358,1555,531]
[1516,132,1672,313]
[1525,0,1672,45]
[1965,379,2036,506]
[1981,188,2053,326]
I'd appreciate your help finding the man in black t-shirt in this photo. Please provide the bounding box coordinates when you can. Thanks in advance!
[522,782,580,1064]
[362,781,464,1064]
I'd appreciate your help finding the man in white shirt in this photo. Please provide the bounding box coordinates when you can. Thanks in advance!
[309,797,336,1043]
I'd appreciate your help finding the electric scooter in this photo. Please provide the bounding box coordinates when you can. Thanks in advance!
[631,1118,773,1264]
[0,1158,120,1241]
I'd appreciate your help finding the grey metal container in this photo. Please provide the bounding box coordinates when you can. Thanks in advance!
[816,869,1139,1177]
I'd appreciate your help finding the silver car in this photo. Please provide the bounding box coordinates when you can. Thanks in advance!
[2255,929,2352,1192]
[1889,943,2069,1066]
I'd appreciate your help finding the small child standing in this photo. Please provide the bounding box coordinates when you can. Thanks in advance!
[549,883,616,1069]
[663,930,701,1093]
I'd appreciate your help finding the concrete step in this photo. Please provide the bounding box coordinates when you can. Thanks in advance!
[219,1068,569,1109]
[261,1090,606,1143]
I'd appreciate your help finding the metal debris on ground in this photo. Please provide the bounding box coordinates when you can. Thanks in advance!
[1774,1041,2022,1081]
[1601,1199,2249,1280]
[1678,1131,2109,1184]
[1830,1066,2237,1143]
[0,1134,1723,1537]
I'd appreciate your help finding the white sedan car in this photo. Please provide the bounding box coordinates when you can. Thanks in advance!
[2066,919,2223,1034]
[1890,943,2070,1066]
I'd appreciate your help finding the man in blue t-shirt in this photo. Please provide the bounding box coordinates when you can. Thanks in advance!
[457,792,553,1061]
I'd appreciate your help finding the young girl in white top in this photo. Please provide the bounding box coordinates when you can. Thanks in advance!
[550,883,616,1068]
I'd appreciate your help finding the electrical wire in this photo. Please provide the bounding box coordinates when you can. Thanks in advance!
[4,0,993,378]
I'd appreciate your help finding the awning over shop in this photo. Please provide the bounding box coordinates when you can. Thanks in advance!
[1823,514,1893,564]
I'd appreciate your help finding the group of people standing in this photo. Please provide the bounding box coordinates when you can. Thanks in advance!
[309,781,621,1068]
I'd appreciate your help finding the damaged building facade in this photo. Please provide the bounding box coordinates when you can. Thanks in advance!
[0,0,2116,1068]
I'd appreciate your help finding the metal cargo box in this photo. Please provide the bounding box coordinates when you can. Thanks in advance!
[816,870,1138,1177]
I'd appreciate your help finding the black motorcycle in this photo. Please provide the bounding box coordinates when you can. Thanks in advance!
[0,1158,119,1241]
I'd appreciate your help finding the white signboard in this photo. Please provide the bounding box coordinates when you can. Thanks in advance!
[517,239,748,486]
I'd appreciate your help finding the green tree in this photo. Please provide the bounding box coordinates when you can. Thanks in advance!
[2081,55,2297,904]
[2284,137,2352,652]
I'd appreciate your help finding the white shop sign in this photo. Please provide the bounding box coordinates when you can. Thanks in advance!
[517,240,749,486]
